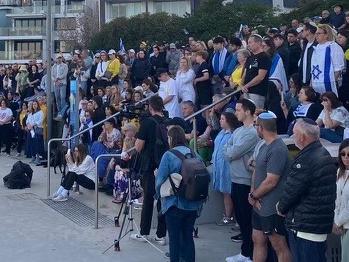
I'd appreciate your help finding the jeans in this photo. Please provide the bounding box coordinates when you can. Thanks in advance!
[32,134,45,157]
[165,207,197,262]
[288,230,327,262]
[231,182,253,258]
[320,128,343,143]
[140,171,166,238]
[61,171,95,190]
[54,83,67,114]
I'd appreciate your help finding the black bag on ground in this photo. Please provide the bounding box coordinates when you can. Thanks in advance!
[169,149,210,201]
[3,161,33,189]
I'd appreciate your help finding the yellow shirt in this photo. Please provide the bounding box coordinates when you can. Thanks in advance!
[230,65,244,87]
[107,58,120,78]
[345,49,349,61]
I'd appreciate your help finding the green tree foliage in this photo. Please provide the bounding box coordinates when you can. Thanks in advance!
[89,0,347,51]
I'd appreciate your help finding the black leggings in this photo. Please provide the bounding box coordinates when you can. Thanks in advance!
[0,123,12,154]
[61,171,95,191]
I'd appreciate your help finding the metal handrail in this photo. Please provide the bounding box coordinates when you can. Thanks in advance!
[46,93,158,229]
[184,89,241,121]
[184,89,241,152]
[95,153,121,229]
[47,92,158,197]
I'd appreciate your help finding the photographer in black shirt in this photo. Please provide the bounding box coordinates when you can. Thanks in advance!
[130,95,167,245]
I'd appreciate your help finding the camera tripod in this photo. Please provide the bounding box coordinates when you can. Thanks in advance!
[102,172,166,256]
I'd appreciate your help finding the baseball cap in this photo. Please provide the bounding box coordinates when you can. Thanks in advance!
[169,43,176,49]
[129,49,135,53]
[108,49,116,55]
[94,52,101,58]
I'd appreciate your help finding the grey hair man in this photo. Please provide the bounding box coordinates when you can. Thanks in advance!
[276,118,337,262]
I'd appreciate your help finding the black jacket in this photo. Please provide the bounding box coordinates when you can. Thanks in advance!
[288,42,302,76]
[131,58,151,81]
[278,141,337,234]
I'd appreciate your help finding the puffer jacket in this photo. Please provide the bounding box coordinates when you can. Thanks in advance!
[278,141,337,234]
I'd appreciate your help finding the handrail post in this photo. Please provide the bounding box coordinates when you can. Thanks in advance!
[95,153,121,229]
[95,155,100,229]
[47,139,52,197]
[193,117,197,153]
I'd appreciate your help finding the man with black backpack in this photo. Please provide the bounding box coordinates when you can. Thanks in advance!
[130,95,168,245]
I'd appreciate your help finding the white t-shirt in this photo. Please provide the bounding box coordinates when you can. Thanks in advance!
[0,107,13,123]
[318,106,349,129]
[158,78,182,118]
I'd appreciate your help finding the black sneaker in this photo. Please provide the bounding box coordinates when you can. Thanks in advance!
[231,233,243,243]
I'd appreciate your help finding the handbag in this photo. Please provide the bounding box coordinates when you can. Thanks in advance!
[104,70,112,79]
[34,126,44,136]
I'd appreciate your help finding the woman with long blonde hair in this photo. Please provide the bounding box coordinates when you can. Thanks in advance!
[175,56,196,103]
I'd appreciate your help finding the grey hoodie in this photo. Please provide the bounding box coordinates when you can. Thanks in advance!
[223,125,259,186]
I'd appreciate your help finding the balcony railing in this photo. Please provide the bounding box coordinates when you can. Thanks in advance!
[8,4,87,15]
[0,26,46,37]
[0,0,22,6]
[0,50,42,60]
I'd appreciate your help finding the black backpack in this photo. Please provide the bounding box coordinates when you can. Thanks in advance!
[149,117,169,167]
[169,149,210,201]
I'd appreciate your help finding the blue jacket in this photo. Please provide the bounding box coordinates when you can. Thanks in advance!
[155,145,203,215]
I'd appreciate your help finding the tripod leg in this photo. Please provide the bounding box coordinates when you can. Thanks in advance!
[114,205,130,252]
[114,201,125,227]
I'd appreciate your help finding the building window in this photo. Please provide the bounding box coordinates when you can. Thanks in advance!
[153,1,190,17]
[54,17,76,30]
[54,40,75,53]
[14,40,42,59]
[108,2,143,20]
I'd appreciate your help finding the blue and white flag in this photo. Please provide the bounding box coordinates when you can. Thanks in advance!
[269,53,288,93]
[311,42,339,96]
[119,38,126,53]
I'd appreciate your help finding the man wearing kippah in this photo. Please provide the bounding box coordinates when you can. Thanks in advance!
[249,111,291,262]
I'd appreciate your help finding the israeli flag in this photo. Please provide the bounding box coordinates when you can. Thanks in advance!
[269,53,288,93]
[119,38,126,53]
[311,42,340,96]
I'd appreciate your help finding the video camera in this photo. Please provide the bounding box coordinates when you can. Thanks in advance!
[119,101,169,120]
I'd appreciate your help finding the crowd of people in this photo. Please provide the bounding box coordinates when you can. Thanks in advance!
[0,3,349,262]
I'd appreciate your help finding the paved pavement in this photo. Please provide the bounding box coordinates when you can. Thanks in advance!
[0,154,240,262]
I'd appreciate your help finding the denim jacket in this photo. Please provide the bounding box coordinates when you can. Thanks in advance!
[155,146,204,215]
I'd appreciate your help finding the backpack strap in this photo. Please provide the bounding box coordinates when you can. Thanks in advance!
[169,149,186,161]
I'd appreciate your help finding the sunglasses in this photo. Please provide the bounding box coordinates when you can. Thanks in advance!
[340,152,349,157]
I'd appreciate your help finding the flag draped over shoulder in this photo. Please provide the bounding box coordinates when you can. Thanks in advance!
[311,42,338,96]
[269,53,288,93]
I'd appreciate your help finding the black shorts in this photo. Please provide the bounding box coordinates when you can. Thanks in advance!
[252,211,287,236]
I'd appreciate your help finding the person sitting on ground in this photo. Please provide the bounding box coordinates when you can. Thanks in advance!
[316,91,349,143]
[52,144,95,202]
[283,86,323,133]
[90,117,121,192]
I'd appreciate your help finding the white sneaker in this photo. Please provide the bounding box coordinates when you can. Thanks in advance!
[226,253,252,262]
[53,194,68,202]
[130,233,149,242]
[154,236,166,246]
[52,192,60,199]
